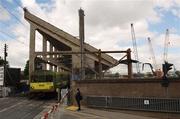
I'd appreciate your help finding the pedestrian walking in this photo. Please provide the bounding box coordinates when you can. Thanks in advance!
[75,88,83,111]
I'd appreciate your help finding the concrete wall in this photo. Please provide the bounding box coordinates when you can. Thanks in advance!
[71,79,180,105]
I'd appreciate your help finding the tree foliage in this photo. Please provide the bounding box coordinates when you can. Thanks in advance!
[24,60,29,77]
[175,71,180,78]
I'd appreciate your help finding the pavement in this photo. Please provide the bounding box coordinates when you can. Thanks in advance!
[45,105,158,119]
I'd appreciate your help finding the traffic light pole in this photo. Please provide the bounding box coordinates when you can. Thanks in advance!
[4,44,7,87]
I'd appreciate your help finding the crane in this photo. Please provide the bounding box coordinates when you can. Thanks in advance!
[142,63,156,75]
[163,29,176,77]
[145,37,163,77]
[148,37,158,70]
[164,29,169,62]
[131,23,140,74]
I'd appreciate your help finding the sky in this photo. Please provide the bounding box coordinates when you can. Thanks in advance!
[0,0,179,74]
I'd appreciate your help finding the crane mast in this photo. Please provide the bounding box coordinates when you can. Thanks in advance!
[164,29,169,62]
[131,23,140,73]
[147,37,158,70]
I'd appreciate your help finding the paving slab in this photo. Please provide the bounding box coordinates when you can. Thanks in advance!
[50,105,158,119]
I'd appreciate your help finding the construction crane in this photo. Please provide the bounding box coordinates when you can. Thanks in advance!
[131,23,140,73]
[144,37,163,77]
[148,37,158,70]
[163,29,176,77]
[164,29,169,62]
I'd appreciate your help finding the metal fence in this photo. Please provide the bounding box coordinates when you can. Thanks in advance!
[87,96,180,113]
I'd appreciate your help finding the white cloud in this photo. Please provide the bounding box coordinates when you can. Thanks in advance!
[84,0,160,27]
[155,0,180,18]
[155,0,175,10]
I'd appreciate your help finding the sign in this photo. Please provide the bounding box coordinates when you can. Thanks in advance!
[144,100,150,105]
[0,67,4,86]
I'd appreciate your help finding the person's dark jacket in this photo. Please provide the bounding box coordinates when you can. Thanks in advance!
[75,91,82,101]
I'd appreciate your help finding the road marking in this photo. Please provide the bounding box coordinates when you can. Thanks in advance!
[0,100,26,113]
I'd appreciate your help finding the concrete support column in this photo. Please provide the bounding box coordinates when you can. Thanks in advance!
[98,49,102,80]
[29,25,36,80]
[79,8,85,80]
[72,48,81,69]
[58,67,61,72]
[54,48,58,59]
[72,48,81,80]
[49,43,53,71]
[127,48,132,79]
[42,36,47,70]
[55,66,57,72]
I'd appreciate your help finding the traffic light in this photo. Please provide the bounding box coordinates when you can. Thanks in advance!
[162,61,173,87]
[162,61,173,77]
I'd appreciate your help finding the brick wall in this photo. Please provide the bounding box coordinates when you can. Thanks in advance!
[71,79,180,105]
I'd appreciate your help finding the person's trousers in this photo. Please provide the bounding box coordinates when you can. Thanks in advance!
[76,99,81,110]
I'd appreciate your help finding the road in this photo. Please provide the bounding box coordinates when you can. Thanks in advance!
[0,97,55,119]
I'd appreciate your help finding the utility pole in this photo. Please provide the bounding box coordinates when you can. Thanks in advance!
[4,44,8,86]
[79,8,85,80]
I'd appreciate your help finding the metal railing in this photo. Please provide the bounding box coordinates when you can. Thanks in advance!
[87,96,180,113]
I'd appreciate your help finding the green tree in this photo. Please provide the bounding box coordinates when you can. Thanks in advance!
[175,71,180,78]
[24,60,29,77]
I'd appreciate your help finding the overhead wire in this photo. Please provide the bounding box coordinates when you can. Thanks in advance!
[0,29,28,46]
[9,0,46,43]
[0,1,28,46]
[0,0,43,46]
[13,0,24,9]
[0,1,27,28]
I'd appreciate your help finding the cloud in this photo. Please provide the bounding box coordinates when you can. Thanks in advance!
[84,0,160,27]
[155,0,180,18]
[155,0,174,10]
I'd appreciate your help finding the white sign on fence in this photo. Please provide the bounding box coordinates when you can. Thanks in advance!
[0,67,4,86]
[144,100,150,105]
